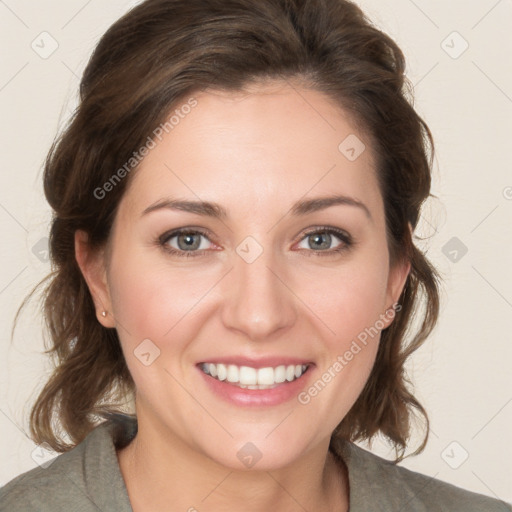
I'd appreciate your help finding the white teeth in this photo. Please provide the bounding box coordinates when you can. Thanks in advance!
[239,366,257,385]
[274,365,286,383]
[201,362,308,387]
[257,367,275,386]
[285,365,295,382]
[227,365,239,383]
[217,363,227,381]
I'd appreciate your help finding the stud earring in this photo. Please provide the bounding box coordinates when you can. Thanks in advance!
[101,311,107,317]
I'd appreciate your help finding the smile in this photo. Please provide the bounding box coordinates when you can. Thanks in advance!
[200,363,310,389]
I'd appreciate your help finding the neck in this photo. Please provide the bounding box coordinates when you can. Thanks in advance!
[116,415,349,512]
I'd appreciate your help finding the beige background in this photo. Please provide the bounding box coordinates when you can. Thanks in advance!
[1,0,511,503]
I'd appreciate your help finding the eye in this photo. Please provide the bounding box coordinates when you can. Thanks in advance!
[295,227,353,256]
[158,226,353,258]
[159,229,214,257]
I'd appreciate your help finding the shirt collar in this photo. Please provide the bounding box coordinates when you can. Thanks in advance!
[95,414,398,511]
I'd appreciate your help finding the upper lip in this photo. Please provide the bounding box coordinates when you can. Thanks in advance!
[197,356,314,369]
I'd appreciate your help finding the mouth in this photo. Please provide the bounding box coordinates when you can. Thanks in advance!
[198,362,311,389]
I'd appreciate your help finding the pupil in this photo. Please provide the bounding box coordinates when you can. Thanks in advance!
[179,234,199,250]
[311,233,330,250]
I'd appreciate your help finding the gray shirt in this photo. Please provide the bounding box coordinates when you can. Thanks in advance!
[1,414,510,511]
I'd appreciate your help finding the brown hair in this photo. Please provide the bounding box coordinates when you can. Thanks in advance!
[13,0,441,460]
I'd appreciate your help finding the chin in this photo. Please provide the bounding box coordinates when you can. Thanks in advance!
[192,425,325,472]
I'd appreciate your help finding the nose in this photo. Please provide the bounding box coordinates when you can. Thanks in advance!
[220,244,297,341]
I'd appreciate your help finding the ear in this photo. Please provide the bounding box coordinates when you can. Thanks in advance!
[74,229,115,328]
[381,223,413,329]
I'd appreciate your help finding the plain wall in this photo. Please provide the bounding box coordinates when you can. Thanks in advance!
[0,0,511,503]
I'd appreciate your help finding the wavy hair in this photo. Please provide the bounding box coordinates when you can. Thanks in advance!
[13,0,441,460]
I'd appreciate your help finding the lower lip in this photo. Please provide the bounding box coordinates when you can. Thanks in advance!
[197,365,314,407]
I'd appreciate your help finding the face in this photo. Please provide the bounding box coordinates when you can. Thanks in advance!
[77,80,409,471]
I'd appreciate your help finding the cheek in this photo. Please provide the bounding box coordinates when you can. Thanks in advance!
[107,252,220,369]
[298,249,389,403]
[106,259,204,406]
[304,253,390,344]
[109,249,202,334]
[109,236,390,352]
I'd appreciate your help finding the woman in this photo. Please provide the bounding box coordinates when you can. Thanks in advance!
[1,0,510,510]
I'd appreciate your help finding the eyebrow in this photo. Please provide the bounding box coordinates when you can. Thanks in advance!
[141,194,372,221]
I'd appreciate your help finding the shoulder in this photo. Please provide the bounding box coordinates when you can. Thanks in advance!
[331,437,512,512]
[0,417,134,512]
[0,433,93,511]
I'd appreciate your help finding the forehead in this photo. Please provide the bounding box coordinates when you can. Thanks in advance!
[118,81,382,224]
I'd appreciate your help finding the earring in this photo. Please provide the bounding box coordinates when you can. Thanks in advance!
[101,311,107,317]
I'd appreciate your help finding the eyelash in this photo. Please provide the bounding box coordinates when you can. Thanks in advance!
[157,226,354,258]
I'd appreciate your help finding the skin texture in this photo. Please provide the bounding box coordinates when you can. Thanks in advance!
[75,80,410,511]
